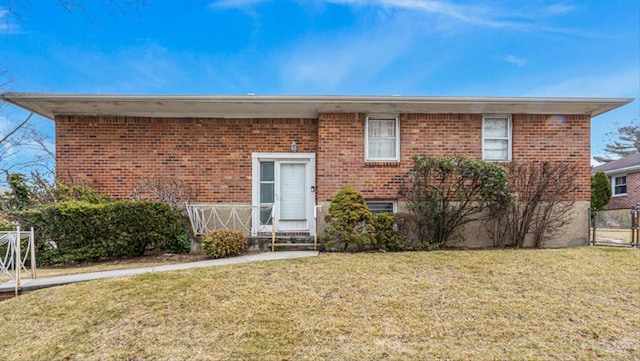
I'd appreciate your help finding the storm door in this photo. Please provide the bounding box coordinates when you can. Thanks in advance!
[252,153,315,235]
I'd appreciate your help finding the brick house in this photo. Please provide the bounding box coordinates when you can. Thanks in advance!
[1,93,633,247]
[591,153,640,210]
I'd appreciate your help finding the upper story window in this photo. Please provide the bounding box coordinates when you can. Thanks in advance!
[612,175,627,196]
[482,116,512,161]
[366,116,400,161]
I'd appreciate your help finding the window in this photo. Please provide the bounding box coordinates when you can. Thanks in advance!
[482,116,512,161]
[366,200,397,214]
[612,175,627,196]
[259,162,275,225]
[366,116,400,161]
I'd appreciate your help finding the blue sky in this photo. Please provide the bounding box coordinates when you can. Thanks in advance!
[1,0,638,169]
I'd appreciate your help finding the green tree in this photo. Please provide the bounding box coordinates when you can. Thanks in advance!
[589,171,612,245]
[594,124,640,163]
[590,172,611,211]
[2,172,32,210]
[324,186,375,251]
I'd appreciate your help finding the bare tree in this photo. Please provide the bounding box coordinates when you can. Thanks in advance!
[130,177,196,210]
[0,111,56,180]
[487,161,578,248]
[1,0,147,189]
[3,0,146,20]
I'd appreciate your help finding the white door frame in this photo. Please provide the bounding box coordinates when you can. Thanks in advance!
[251,153,316,236]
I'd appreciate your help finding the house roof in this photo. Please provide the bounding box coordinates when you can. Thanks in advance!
[0,93,633,120]
[591,153,640,175]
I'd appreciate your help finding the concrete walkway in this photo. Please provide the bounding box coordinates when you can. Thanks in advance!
[0,251,319,294]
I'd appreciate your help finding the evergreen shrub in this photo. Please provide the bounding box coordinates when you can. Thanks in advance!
[201,230,247,259]
[12,200,188,264]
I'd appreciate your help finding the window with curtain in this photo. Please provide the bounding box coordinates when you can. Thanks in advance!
[366,116,399,161]
[482,116,511,161]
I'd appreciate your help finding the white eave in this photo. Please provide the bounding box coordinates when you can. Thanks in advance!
[0,93,634,120]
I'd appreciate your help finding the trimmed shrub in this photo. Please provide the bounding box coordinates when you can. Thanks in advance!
[201,230,247,259]
[11,200,189,265]
[371,212,408,251]
[324,186,375,251]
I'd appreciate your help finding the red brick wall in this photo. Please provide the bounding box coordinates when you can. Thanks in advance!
[55,113,591,203]
[512,114,591,201]
[317,113,591,202]
[55,116,318,201]
[605,171,640,209]
[317,113,482,201]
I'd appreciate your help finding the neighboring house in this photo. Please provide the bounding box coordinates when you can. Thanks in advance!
[591,153,640,210]
[1,93,633,247]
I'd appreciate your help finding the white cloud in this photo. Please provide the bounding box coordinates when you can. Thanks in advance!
[280,23,413,89]
[47,42,188,93]
[209,0,266,9]
[527,69,640,98]
[542,3,576,16]
[0,7,21,34]
[324,0,607,38]
[504,55,527,67]
[328,0,511,28]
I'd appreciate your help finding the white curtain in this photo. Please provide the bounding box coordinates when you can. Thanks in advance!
[368,119,396,159]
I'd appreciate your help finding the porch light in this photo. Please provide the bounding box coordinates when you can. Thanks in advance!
[290,141,298,152]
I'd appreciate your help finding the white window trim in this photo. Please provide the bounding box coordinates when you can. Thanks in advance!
[366,200,398,214]
[482,115,512,162]
[365,115,400,162]
[611,174,627,197]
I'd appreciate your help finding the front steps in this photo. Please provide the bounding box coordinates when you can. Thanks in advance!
[247,236,318,252]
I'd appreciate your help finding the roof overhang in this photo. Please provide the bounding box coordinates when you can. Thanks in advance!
[593,164,640,176]
[0,93,634,120]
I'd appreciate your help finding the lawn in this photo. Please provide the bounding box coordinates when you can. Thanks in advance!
[1,247,638,360]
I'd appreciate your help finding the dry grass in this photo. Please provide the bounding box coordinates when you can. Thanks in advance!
[1,247,639,360]
[593,227,633,244]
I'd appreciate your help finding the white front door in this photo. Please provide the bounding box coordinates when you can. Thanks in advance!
[252,153,316,235]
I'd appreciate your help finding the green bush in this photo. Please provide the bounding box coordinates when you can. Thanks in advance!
[201,230,247,259]
[400,156,511,247]
[166,234,192,254]
[591,172,611,211]
[11,200,189,265]
[324,186,375,252]
[371,212,408,251]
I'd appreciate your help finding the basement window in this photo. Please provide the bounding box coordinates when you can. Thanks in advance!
[366,200,397,214]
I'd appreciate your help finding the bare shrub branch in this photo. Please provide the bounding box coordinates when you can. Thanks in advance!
[130,176,196,210]
[487,161,578,248]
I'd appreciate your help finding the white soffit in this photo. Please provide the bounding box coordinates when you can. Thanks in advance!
[0,93,634,120]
